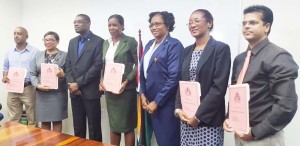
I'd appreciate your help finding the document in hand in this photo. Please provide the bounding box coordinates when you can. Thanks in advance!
[228,84,250,134]
[179,81,201,118]
[103,62,125,94]
[5,68,27,93]
[41,63,58,89]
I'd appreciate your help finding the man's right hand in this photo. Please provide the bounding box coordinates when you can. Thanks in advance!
[223,119,234,132]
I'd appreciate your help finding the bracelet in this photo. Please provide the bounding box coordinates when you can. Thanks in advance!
[174,109,182,117]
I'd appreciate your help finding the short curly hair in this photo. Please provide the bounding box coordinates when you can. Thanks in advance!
[148,11,175,32]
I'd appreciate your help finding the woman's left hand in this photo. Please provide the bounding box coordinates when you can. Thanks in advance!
[187,116,200,127]
[55,67,65,78]
[147,101,158,114]
[116,80,128,94]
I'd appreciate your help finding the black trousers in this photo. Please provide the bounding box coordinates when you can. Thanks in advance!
[71,97,102,142]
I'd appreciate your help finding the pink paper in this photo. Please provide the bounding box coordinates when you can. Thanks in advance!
[41,63,58,89]
[103,62,125,94]
[228,84,250,134]
[179,81,201,118]
[5,68,27,93]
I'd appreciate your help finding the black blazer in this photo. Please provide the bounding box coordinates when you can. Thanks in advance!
[65,32,104,99]
[175,37,231,126]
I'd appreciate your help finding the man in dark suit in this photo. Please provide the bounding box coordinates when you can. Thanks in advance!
[65,14,104,142]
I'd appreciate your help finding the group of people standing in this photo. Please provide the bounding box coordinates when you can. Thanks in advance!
[2,4,298,146]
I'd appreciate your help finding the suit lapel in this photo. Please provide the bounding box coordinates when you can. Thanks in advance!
[77,39,91,60]
[147,36,169,70]
[114,35,127,59]
[102,41,109,60]
[182,45,195,81]
[52,50,63,65]
[195,37,216,76]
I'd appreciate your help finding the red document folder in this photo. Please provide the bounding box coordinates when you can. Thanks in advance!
[5,68,27,93]
[103,62,125,94]
[228,84,250,134]
[179,81,201,118]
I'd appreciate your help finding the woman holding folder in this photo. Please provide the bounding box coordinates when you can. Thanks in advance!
[30,31,68,132]
[99,14,138,146]
[175,9,231,145]
[139,11,184,146]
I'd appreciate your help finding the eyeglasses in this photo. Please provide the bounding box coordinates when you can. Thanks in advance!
[242,20,268,26]
[187,19,206,27]
[149,22,165,28]
[43,39,56,43]
[73,20,88,24]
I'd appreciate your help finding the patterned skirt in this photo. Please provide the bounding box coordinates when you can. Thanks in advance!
[180,122,224,146]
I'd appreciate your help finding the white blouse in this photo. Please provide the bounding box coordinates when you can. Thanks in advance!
[143,39,164,79]
[105,38,120,63]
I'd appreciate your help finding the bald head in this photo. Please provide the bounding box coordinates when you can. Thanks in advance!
[14,27,29,45]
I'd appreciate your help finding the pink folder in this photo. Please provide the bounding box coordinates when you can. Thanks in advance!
[228,84,250,134]
[103,62,125,94]
[5,68,27,93]
[179,81,201,118]
[41,63,58,89]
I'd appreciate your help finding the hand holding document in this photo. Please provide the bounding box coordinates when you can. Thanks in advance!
[179,81,201,118]
[41,63,58,89]
[103,62,125,94]
[5,68,27,93]
[228,84,250,134]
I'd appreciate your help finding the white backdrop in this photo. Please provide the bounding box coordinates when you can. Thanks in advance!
[0,0,299,146]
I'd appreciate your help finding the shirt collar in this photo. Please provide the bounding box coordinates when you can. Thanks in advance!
[247,38,270,56]
[79,31,92,42]
[14,43,31,52]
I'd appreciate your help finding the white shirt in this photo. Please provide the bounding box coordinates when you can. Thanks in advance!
[143,39,164,79]
[105,38,120,63]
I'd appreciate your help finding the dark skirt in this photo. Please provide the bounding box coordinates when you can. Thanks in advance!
[35,90,68,122]
[105,89,137,132]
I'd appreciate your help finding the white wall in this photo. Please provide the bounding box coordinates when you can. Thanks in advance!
[0,1,299,146]
[0,0,22,124]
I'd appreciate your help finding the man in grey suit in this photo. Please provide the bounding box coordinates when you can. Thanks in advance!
[65,14,104,141]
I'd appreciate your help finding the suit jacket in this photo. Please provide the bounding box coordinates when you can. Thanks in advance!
[139,34,184,107]
[101,34,138,90]
[175,37,231,126]
[65,32,104,99]
[30,50,68,92]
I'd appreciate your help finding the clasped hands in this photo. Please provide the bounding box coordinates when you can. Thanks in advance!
[223,119,253,141]
[99,80,128,94]
[68,82,82,96]
[177,110,200,127]
[140,94,158,114]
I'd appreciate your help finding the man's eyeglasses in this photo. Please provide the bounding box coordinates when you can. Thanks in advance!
[73,20,88,24]
[242,21,268,26]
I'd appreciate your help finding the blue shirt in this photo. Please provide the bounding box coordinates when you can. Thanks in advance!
[3,44,39,82]
[77,31,92,57]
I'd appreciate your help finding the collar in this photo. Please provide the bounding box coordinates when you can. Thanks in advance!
[248,38,270,56]
[79,31,92,42]
[14,43,31,52]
